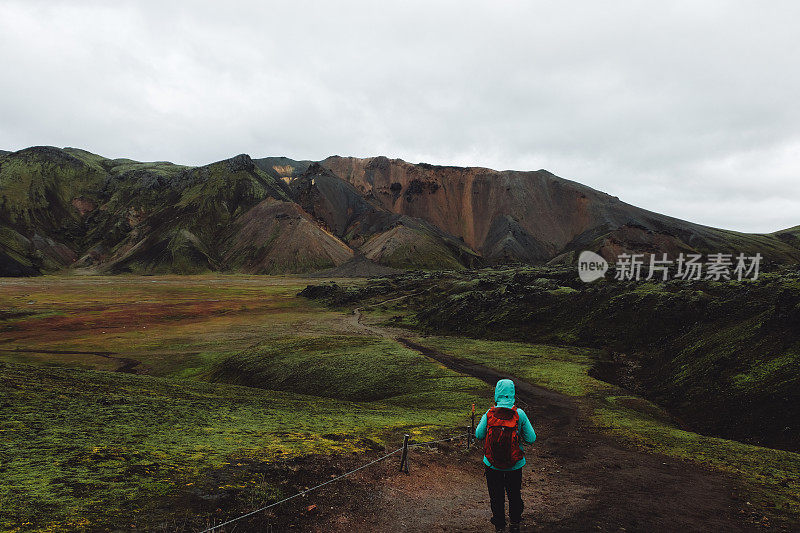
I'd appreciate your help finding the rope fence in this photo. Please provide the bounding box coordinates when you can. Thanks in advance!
[198,447,405,533]
[198,423,477,533]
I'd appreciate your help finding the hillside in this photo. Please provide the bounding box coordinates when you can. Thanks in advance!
[1,146,798,276]
[302,267,800,453]
[321,156,800,265]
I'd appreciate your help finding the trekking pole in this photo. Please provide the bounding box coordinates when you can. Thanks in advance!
[469,403,476,449]
[399,434,410,474]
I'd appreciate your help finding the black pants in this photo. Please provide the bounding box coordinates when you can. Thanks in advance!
[485,466,523,528]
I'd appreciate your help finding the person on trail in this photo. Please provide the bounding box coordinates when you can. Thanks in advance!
[475,378,536,533]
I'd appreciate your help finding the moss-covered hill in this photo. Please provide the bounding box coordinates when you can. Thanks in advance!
[0,276,487,531]
[0,148,483,275]
[1,146,799,276]
[301,267,800,452]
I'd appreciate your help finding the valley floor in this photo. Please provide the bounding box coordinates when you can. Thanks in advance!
[299,309,777,532]
[0,275,797,531]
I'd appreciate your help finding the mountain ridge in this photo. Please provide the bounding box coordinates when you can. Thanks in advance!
[1,146,798,276]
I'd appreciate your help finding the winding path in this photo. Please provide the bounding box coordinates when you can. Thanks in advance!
[331,308,765,532]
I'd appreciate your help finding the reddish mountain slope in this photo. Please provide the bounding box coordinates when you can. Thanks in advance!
[321,156,800,263]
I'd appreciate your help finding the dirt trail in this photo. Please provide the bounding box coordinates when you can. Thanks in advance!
[397,337,577,439]
[310,309,769,532]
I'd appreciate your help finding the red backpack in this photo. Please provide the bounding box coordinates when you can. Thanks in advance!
[484,406,524,469]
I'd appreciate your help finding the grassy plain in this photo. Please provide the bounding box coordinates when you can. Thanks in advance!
[6,272,799,530]
[0,275,484,531]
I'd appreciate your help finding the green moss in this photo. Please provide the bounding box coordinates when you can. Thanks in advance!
[62,147,110,170]
[0,348,482,531]
[547,286,578,296]
[451,279,480,292]
[731,352,800,391]
[106,159,190,178]
[414,336,606,397]
[0,277,485,531]
[0,225,33,267]
[374,230,467,271]
[0,148,106,229]
[209,335,486,407]
[327,267,800,453]
[411,334,800,524]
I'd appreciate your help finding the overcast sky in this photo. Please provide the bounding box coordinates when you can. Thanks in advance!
[1,1,798,232]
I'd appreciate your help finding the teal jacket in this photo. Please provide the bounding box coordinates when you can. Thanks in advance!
[475,379,536,470]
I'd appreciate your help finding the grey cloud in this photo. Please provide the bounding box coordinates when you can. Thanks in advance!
[1,0,798,232]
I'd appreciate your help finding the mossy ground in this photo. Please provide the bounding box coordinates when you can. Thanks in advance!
[1,362,459,531]
[0,276,483,532]
[0,275,331,376]
[402,333,800,524]
[208,335,484,408]
[315,268,800,451]
[6,272,800,529]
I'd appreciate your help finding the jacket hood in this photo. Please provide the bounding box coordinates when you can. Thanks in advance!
[494,379,515,408]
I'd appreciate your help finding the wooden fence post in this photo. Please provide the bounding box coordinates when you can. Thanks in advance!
[399,434,410,474]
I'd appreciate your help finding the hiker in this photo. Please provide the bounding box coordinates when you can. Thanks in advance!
[475,378,536,533]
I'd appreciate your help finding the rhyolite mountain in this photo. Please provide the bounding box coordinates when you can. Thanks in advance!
[1,146,799,276]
